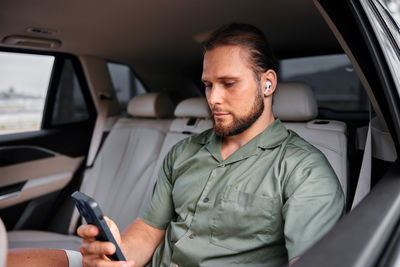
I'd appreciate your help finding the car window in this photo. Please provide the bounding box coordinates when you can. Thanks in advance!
[52,59,90,125]
[361,0,400,92]
[280,54,368,112]
[375,0,400,33]
[107,62,146,114]
[0,52,54,135]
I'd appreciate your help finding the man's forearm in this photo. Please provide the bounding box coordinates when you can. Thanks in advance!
[120,218,165,266]
[7,249,68,267]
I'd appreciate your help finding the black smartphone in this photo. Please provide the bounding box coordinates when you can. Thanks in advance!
[71,191,126,261]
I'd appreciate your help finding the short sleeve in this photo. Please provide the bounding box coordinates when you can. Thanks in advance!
[139,148,176,230]
[282,151,345,260]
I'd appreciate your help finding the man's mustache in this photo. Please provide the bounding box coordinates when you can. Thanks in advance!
[210,106,229,113]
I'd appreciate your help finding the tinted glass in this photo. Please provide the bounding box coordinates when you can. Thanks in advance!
[280,54,368,111]
[52,59,90,125]
[107,62,146,114]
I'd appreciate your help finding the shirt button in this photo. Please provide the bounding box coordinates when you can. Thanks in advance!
[219,164,225,168]
[188,233,194,239]
[203,197,209,203]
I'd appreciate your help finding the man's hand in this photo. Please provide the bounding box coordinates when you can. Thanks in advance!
[77,217,135,267]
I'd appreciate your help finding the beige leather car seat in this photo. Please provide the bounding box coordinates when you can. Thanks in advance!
[7,84,348,251]
[7,93,175,250]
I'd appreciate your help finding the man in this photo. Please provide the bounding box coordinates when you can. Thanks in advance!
[74,23,344,267]
[8,23,344,267]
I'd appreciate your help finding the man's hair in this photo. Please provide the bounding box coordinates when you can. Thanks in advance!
[202,23,279,79]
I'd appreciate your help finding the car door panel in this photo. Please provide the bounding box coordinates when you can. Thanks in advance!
[0,149,83,209]
[0,49,96,230]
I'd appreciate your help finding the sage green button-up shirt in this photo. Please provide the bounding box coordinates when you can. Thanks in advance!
[140,119,345,267]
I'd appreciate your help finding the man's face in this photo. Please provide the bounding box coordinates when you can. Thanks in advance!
[201,45,264,137]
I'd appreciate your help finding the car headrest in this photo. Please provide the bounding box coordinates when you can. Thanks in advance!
[174,97,211,118]
[273,82,318,121]
[127,93,174,118]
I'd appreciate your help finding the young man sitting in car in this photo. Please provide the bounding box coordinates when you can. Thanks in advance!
[8,23,344,267]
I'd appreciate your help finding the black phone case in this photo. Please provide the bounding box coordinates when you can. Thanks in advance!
[71,191,126,261]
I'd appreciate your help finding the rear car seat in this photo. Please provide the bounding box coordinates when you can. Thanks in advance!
[273,82,348,200]
[139,97,213,209]
[7,92,175,250]
[162,87,348,200]
[140,86,348,208]
[7,85,348,251]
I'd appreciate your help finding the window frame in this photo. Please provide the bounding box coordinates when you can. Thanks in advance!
[363,0,400,94]
[106,60,149,112]
[279,53,368,113]
[0,47,96,134]
[292,0,400,265]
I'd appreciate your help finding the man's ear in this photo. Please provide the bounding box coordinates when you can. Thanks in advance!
[262,69,278,96]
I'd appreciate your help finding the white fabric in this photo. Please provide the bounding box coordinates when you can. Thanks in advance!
[127,93,174,118]
[273,82,318,121]
[174,97,211,118]
[0,218,6,267]
[65,250,82,267]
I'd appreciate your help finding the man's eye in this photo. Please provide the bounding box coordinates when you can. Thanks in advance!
[224,82,234,87]
[204,84,212,89]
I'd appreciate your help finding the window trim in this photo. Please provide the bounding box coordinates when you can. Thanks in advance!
[0,47,96,133]
[106,60,149,93]
[279,53,368,112]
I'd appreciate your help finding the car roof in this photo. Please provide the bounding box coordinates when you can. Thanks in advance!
[0,0,343,92]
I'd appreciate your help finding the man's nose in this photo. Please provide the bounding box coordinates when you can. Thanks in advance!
[207,86,223,106]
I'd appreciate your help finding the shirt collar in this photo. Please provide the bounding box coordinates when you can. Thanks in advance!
[256,119,289,149]
[194,119,289,163]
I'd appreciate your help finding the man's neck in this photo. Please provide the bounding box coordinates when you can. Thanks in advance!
[220,112,275,160]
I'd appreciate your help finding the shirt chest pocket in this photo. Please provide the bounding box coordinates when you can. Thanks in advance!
[210,186,280,251]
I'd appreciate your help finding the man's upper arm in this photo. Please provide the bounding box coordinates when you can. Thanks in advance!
[139,152,175,229]
[282,151,345,260]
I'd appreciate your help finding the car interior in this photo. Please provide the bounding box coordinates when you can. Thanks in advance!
[0,0,399,266]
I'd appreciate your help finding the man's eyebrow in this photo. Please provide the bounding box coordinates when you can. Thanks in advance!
[216,76,239,80]
[202,76,239,83]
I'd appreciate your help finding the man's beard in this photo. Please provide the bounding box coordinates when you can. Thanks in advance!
[212,88,264,137]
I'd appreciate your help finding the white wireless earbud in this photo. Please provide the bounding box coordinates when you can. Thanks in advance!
[264,81,272,95]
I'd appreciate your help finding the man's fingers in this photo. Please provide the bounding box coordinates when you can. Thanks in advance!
[83,255,135,267]
[77,224,99,238]
[81,241,116,255]
[103,216,121,245]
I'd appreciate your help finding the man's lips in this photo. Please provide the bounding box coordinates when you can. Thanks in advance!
[213,112,230,118]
